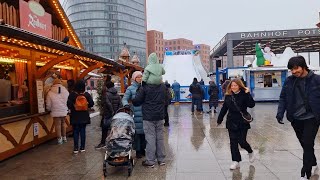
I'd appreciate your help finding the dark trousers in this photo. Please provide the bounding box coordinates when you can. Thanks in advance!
[135,134,146,154]
[191,98,202,112]
[164,105,169,124]
[174,91,180,102]
[100,127,108,145]
[73,124,87,150]
[228,129,253,162]
[291,118,320,178]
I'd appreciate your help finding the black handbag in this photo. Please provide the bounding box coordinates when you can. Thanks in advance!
[231,95,253,123]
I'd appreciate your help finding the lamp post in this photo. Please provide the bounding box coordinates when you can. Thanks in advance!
[213,56,222,99]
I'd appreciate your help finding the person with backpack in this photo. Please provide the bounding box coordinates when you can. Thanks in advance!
[189,78,203,115]
[207,81,219,113]
[67,80,94,154]
[46,79,69,144]
[122,71,146,158]
[95,81,122,149]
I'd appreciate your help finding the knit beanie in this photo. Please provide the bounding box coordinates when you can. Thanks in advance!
[132,71,142,81]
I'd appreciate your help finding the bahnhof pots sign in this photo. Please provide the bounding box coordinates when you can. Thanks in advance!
[19,0,52,38]
[236,29,320,40]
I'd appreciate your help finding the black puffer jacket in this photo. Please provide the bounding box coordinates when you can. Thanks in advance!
[208,83,219,107]
[104,87,122,119]
[189,82,203,99]
[132,84,167,121]
[67,92,94,125]
[217,90,255,130]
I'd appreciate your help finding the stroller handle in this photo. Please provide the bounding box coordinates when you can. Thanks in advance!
[116,106,134,116]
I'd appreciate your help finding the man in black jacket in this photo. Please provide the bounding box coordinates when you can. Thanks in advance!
[132,83,167,167]
[189,78,203,115]
[276,56,320,180]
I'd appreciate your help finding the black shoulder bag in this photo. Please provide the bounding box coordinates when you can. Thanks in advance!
[231,95,253,123]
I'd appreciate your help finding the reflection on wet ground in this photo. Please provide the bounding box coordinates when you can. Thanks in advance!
[0,103,320,180]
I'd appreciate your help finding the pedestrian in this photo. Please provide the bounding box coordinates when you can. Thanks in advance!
[46,78,69,144]
[122,71,146,158]
[142,52,165,86]
[164,80,171,88]
[207,81,219,113]
[199,78,205,85]
[217,78,255,170]
[172,80,181,104]
[276,56,320,180]
[67,80,94,154]
[132,82,168,168]
[189,78,203,115]
[164,82,173,126]
[95,81,122,149]
[222,78,231,95]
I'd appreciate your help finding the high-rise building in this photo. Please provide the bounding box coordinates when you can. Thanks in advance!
[62,0,147,66]
[147,30,165,63]
[164,38,194,51]
[195,44,211,72]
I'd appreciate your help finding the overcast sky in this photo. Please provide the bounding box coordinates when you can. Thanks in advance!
[147,0,320,48]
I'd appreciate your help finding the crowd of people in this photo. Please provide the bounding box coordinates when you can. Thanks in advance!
[45,54,319,179]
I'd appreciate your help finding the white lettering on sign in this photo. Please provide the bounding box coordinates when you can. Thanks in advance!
[28,14,47,30]
[240,29,320,39]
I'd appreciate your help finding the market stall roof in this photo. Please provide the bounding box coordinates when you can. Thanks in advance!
[210,28,320,58]
[0,24,124,69]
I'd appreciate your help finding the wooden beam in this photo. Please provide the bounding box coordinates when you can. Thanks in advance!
[72,60,80,81]
[36,54,74,79]
[27,51,37,114]
[78,62,104,80]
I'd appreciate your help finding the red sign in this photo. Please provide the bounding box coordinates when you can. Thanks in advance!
[19,0,52,38]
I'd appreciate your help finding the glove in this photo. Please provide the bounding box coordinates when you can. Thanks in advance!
[277,118,284,124]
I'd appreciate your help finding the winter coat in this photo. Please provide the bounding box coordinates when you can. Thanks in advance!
[142,53,165,85]
[217,90,255,130]
[189,82,203,99]
[46,84,69,117]
[122,82,144,134]
[132,83,167,121]
[208,83,219,107]
[172,82,181,92]
[67,91,94,125]
[104,87,122,120]
[277,71,320,122]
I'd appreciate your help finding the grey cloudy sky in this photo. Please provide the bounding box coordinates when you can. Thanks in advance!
[147,0,320,48]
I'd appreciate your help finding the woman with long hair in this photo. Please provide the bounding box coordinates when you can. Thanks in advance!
[217,78,255,170]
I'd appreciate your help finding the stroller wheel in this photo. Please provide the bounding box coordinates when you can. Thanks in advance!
[128,161,133,176]
[103,161,107,177]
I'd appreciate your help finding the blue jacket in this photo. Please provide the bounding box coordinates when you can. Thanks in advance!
[277,71,320,122]
[172,82,180,92]
[122,82,144,134]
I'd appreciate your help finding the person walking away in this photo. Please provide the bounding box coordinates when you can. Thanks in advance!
[222,78,231,95]
[122,71,146,158]
[217,78,255,170]
[172,80,181,104]
[142,53,165,86]
[95,81,122,149]
[189,78,203,115]
[276,56,320,180]
[132,83,167,167]
[207,81,219,113]
[164,82,173,126]
[67,80,94,154]
[46,79,69,144]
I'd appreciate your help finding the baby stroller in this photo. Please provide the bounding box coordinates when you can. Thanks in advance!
[103,107,135,177]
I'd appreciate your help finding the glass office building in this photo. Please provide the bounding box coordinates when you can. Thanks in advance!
[62,0,147,66]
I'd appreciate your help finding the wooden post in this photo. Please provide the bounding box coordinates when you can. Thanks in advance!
[72,60,80,81]
[27,50,37,114]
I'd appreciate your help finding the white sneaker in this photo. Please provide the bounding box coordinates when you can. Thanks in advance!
[62,136,67,143]
[230,161,240,170]
[249,152,255,163]
[57,138,63,145]
[300,177,308,180]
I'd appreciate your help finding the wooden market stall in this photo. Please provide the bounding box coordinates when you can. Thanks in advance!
[0,0,125,161]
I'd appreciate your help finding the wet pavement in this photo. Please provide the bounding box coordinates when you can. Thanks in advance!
[1,103,320,180]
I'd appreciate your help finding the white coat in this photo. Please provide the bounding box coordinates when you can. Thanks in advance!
[46,84,69,117]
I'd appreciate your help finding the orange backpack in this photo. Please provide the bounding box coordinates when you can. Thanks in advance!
[74,93,88,111]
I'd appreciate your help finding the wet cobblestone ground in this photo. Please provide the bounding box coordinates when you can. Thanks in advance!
[1,103,320,180]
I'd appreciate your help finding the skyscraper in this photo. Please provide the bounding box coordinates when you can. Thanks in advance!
[62,0,147,66]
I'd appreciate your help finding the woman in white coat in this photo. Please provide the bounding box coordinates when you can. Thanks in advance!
[46,79,69,144]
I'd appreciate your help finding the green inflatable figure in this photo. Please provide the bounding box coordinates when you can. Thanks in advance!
[255,43,265,66]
